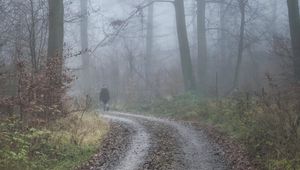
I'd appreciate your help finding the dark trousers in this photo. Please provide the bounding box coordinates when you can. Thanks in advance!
[101,102,109,111]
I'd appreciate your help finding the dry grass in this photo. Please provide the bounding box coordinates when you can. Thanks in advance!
[51,111,108,146]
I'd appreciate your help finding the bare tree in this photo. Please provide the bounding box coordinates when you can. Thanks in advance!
[47,0,64,106]
[232,0,247,90]
[287,0,300,82]
[271,0,278,36]
[196,0,207,94]
[145,3,154,95]
[80,0,90,93]
[174,0,196,92]
[47,0,64,79]
[29,0,38,71]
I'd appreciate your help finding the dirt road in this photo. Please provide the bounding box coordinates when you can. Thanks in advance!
[80,112,228,170]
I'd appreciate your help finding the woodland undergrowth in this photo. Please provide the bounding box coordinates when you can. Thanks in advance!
[128,83,300,170]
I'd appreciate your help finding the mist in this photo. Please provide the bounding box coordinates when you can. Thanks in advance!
[1,0,300,169]
[62,0,292,104]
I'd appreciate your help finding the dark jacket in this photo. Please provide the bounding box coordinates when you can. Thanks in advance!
[100,88,110,104]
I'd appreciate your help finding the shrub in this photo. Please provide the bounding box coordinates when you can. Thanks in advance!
[0,117,53,169]
[0,112,108,170]
[141,84,300,169]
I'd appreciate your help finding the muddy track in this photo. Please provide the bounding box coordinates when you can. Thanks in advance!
[80,112,228,170]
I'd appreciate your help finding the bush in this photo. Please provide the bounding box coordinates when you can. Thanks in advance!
[0,112,108,170]
[0,117,52,169]
[141,85,300,169]
[51,111,107,145]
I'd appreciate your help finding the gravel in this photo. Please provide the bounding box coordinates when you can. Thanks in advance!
[78,112,229,170]
[79,122,132,170]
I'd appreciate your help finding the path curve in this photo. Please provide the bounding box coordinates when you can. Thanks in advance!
[80,111,228,170]
[101,114,150,170]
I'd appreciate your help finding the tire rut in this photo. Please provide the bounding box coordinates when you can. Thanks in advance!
[102,115,150,170]
[79,112,228,170]
[79,122,132,170]
[140,120,185,170]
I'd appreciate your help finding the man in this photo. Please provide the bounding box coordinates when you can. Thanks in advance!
[99,86,110,111]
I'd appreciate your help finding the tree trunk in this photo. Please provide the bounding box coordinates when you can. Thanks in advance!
[218,0,231,94]
[174,0,196,92]
[13,7,22,120]
[196,0,207,94]
[218,0,230,69]
[47,0,64,60]
[271,0,278,35]
[145,3,154,95]
[232,0,246,89]
[287,0,300,82]
[29,0,37,72]
[47,0,64,109]
[219,0,227,57]
[80,0,90,94]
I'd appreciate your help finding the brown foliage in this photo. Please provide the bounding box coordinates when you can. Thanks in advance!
[0,56,73,125]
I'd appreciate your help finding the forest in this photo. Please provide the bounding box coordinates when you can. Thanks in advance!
[0,0,300,169]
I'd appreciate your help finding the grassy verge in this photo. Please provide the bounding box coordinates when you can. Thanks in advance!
[125,93,300,170]
[0,111,108,170]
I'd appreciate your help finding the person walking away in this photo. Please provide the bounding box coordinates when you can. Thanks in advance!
[99,87,110,111]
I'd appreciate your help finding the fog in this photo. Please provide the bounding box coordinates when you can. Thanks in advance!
[1,1,300,169]
[0,0,296,104]
[59,0,292,105]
